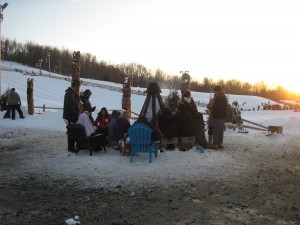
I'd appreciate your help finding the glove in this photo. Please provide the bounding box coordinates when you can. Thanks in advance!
[91,106,96,112]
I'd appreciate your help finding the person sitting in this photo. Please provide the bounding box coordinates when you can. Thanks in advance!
[176,103,195,137]
[135,115,162,142]
[94,107,112,144]
[158,107,177,150]
[181,90,198,117]
[108,110,121,143]
[113,111,131,149]
[181,91,207,149]
[76,112,106,151]
[80,89,96,123]
[76,112,97,137]
[175,103,195,151]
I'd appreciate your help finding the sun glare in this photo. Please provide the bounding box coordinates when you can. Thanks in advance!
[268,82,300,95]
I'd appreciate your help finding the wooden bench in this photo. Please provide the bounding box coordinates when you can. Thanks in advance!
[160,136,195,150]
[268,126,283,134]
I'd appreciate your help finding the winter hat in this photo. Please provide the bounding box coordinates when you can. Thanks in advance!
[84,89,92,96]
[214,85,222,92]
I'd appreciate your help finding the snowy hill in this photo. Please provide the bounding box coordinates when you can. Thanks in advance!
[1,60,279,112]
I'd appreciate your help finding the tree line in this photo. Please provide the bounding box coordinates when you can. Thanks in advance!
[2,38,299,102]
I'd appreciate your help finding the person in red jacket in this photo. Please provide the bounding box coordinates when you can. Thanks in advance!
[94,107,112,138]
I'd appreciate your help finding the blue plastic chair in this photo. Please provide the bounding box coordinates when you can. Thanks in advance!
[128,123,159,163]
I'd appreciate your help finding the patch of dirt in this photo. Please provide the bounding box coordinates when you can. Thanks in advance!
[0,128,300,225]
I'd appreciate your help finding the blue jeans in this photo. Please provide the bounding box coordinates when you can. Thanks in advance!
[212,119,226,146]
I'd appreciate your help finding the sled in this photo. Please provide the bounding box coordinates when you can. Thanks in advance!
[196,145,205,153]
[238,129,249,134]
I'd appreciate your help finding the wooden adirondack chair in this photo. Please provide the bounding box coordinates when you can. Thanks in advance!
[128,123,160,163]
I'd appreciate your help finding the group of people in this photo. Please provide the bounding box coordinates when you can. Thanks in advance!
[63,80,228,153]
[63,80,132,152]
[2,88,25,120]
[157,90,206,150]
[157,87,228,151]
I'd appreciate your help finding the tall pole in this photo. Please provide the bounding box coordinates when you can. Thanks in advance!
[0,3,8,95]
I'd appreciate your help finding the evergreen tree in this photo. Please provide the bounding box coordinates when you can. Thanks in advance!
[165,90,180,113]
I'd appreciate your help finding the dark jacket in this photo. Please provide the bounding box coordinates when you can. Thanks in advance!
[80,95,93,113]
[7,90,21,106]
[193,112,207,147]
[158,109,177,138]
[63,87,82,123]
[182,97,198,117]
[175,104,195,137]
[211,92,228,119]
[113,118,131,141]
[135,116,162,141]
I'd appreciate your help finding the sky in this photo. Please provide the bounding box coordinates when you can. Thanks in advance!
[1,0,300,93]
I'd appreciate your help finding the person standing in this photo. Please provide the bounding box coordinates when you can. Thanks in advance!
[211,85,228,149]
[206,95,215,148]
[6,88,25,120]
[63,80,82,152]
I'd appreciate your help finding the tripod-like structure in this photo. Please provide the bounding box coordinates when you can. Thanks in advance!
[139,82,165,127]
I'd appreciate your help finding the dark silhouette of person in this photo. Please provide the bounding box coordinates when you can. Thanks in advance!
[80,89,96,123]
[63,80,82,152]
[211,85,228,149]
[6,88,25,120]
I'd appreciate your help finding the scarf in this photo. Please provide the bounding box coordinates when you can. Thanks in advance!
[184,97,192,104]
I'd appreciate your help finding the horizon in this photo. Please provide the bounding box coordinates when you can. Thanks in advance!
[2,0,300,93]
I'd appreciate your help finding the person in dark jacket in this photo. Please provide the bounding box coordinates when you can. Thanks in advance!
[135,115,162,142]
[158,107,177,138]
[113,111,131,142]
[193,111,208,148]
[211,85,228,149]
[63,80,82,152]
[175,103,195,137]
[6,88,25,120]
[158,107,177,150]
[108,110,121,141]
[181,90,198,117]
[181,90,208,148]
[80,89,96,123]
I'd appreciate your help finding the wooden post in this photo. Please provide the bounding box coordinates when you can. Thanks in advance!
[122,76,131,117]
[27,78,34,115]
[71,51,81,96]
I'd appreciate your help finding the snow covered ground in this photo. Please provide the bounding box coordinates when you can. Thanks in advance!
[1,61,300,188]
